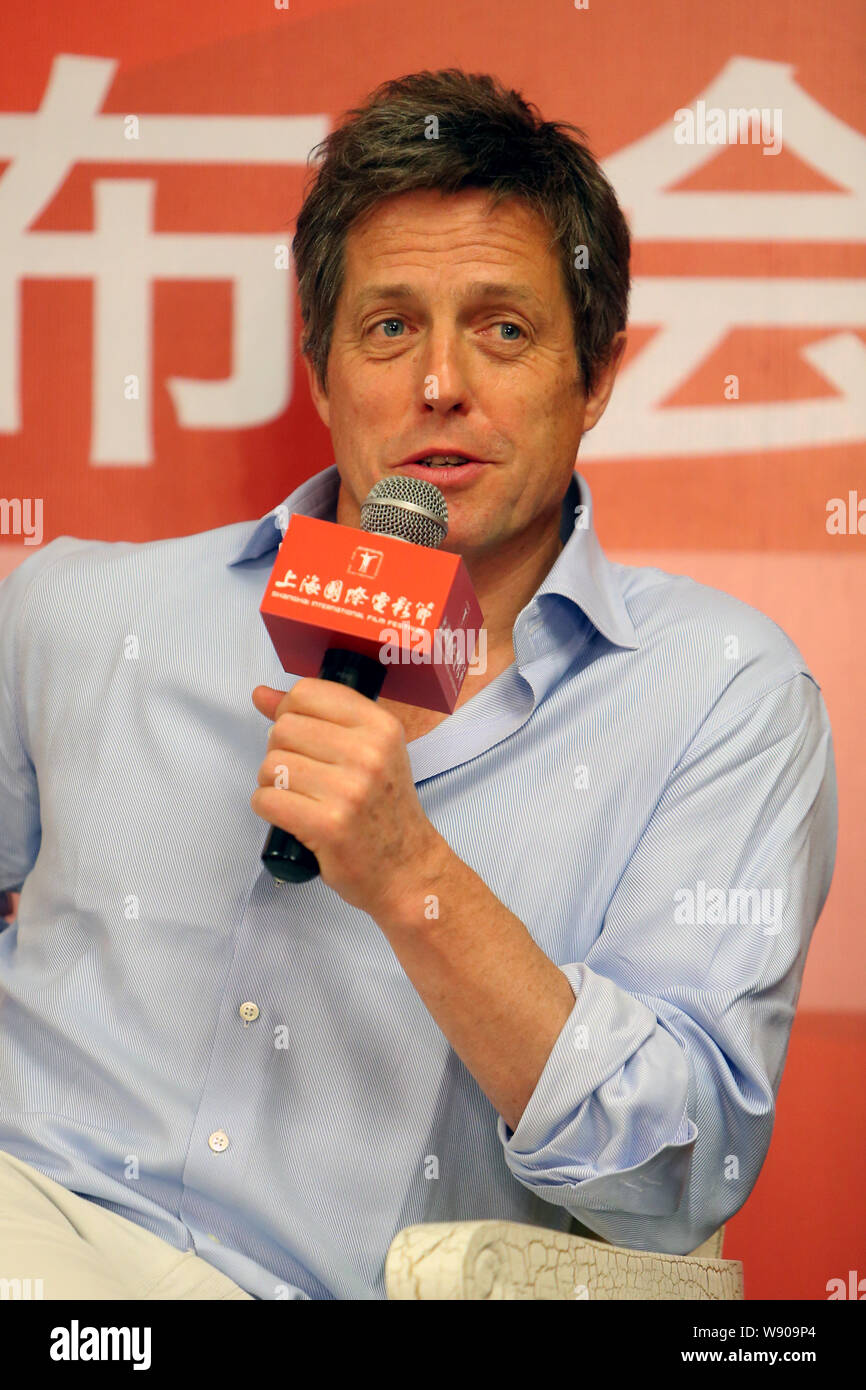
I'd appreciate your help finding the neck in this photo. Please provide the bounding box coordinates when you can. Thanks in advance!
[335,481,566,661]
[457,515,564,658]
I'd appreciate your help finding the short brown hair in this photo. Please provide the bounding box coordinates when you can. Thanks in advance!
[292,69,631,397]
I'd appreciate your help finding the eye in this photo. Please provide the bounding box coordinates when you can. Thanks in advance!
[372,318,405,338]
[493,322,523,341]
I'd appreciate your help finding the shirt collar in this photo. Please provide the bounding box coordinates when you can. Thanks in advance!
[538,470,638,650]
[227,466,340,566]
[228,463,638,651]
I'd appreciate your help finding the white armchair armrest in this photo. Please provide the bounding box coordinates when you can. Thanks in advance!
[385,1220,744,1300]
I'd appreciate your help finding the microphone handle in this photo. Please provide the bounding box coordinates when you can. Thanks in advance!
[261,648,388,884]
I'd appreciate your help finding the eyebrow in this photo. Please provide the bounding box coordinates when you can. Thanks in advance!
[352,281,544,313]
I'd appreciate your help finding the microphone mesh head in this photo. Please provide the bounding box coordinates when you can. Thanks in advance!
[360,475,449,548]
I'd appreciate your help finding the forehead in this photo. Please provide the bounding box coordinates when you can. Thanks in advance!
[340,187,561,290]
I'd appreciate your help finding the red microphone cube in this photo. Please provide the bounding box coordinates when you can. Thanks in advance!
[260,514,484,712]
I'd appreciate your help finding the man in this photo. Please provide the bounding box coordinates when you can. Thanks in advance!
[0,70,836,1300]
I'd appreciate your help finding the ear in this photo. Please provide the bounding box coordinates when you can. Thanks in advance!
[581,332,627,433]
[303,354,330,429]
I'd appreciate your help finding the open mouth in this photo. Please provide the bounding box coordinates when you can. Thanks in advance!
[404,454,475,468]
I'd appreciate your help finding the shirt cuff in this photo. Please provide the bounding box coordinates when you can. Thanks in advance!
[496,962,697,1216]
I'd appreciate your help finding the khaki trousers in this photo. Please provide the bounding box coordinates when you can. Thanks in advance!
[0,1148,254,1300]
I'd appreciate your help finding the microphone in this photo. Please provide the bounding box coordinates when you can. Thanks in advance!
[260,475,457,885]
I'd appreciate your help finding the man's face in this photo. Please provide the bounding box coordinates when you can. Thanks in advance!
[306,187,624,561]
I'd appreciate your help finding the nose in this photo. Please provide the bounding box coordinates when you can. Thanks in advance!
[418,321,471,415]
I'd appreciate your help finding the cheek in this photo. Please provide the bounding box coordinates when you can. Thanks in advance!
[493,377,568,443]
[326,384,376,446]
[333,360,401,428]
[542,367,585,431]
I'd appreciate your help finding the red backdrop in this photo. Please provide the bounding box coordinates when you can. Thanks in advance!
[1,0,864,1300]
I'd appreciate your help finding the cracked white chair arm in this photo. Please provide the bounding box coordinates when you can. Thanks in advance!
[385,1220,744,1300]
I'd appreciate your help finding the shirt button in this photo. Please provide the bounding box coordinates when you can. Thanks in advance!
[239,1002,260,1023]
[208,1130,229,1153]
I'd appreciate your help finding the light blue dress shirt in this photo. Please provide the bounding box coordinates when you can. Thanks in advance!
[0,465,836,1299]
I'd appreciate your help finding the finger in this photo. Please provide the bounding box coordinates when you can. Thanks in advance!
[250,783,347,848]
[281,676,385,728]
[257,748,364,802]
[265,709,358,765]
[252,685,287,720]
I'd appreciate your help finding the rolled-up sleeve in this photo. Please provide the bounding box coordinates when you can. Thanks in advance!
[497,672,837,1253]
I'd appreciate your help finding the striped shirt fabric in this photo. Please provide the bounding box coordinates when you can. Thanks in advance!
[0,464,837,1299]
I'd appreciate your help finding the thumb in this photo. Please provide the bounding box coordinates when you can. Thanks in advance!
[251,684,286,720]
